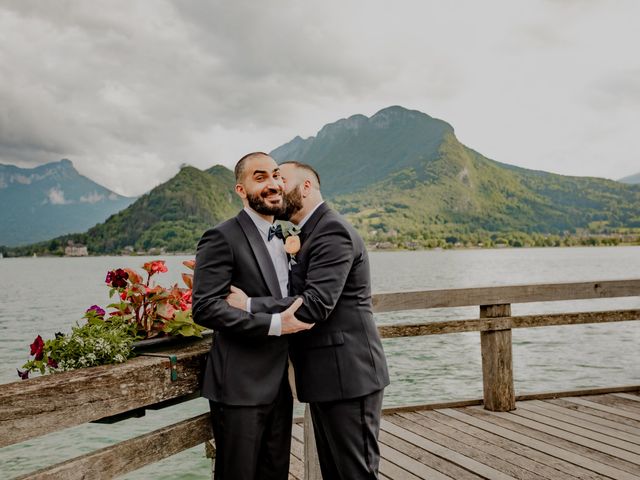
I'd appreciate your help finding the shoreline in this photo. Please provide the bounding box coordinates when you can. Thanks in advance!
[1,242,638,259]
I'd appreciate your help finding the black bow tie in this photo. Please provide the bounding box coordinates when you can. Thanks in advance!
[268,224,285,241]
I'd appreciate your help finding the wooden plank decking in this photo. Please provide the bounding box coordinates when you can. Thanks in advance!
[287,392,640,479]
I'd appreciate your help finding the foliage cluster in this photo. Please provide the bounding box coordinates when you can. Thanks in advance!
[18,260,204,379]
[18,316,136,378]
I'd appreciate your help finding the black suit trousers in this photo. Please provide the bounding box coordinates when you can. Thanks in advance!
[209,374,293,480]
[310,388,384,480]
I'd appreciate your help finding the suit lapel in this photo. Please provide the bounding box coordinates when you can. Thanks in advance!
[236,210,282,299]
[298,202,331,254]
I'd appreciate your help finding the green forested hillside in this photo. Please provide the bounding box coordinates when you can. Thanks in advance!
[85,165,240,252]
[331,132,640,244]
[272,106,640,247]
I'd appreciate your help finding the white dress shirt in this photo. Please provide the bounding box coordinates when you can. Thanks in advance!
[244,207,289,336]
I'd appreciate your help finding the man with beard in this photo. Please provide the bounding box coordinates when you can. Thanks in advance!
[227,161,389,479]
[192,152,313,480]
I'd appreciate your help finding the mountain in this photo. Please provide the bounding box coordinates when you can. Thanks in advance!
[272,107,453,197]
[0,159,135,246]
[5,165,241,255]
[272,106,640,243]
[5,106,639,256]
[619,172,640,184]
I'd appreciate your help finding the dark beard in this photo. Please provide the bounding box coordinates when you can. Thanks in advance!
[278,184,303,221]
[246,189,284,216]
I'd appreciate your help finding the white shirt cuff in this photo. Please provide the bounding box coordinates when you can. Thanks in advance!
[246,297,252,313]
[268,314,282,336]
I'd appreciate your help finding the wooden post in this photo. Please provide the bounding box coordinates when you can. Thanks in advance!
[304,404,322,480]
[480,304,516,412]
[205,439,216,479]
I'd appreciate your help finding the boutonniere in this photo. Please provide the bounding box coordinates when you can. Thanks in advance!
[275,220,302,260]
[285,235,301,256]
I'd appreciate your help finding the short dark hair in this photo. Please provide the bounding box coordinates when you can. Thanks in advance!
[280,161,321,187]
[234,152,270,182]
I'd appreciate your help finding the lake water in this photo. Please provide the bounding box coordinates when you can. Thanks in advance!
[1,247,639,478]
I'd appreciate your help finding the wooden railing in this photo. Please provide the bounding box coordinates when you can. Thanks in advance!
[1,279,639,479]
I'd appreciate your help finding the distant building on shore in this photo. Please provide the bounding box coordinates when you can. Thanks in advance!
[64,241,88,257]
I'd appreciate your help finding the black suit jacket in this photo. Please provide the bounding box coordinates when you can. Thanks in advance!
[192,210,289,406]
[252,203,390,402]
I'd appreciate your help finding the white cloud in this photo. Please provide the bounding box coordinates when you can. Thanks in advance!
[47,187,71,205]
[1,0,639,195]
[79,191,105,204]
[14,175,32,185]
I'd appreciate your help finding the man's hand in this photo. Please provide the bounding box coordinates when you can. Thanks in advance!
[226,285,248,311]
[281,298,314,334]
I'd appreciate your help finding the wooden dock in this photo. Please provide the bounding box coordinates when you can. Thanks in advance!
[289,392,640,480]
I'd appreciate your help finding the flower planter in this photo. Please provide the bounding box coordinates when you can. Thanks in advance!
[132,330,213,352]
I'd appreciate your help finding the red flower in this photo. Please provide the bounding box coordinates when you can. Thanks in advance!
[17,368,29,380]
[30,335,45,361]
[106,268,129,288]
[47,357,58,369]
[143,260,168,275]
[179,290,192,311]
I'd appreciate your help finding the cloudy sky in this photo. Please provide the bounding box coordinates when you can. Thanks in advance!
[1,1,639,196]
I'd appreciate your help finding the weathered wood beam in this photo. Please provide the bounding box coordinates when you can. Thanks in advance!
[304,385,638,421]
[0,339,210,448]
[514,385,640,402]
[372,279,640,312]
[480,304,516,412]
[377,309,640,338]
[15,413,212,480]
[3,309,638,448]
[16,385,640,479]
[3,310,638,447]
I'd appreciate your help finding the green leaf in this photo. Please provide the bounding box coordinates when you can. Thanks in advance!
[87,317,106,326]
[180,325,196,336]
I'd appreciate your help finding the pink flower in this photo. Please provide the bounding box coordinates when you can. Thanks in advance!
[86,305,106,317]
[143,260,168,275]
